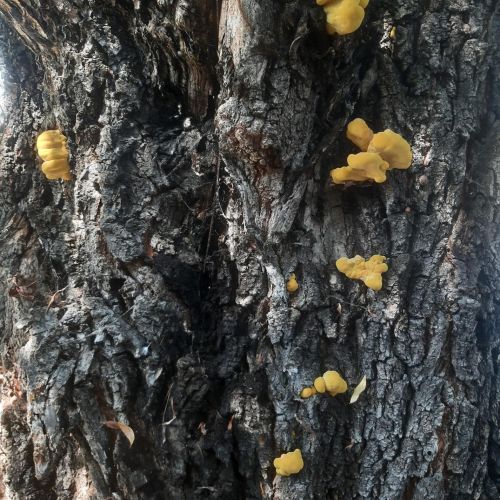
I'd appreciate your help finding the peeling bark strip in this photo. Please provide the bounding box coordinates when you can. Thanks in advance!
[0,0,497,499]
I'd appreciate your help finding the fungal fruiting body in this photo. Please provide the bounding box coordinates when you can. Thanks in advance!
[287,274,299,293]
[346,118,374,151]
[330,152,389,184]
[300,387,317,398]
[323,370,348,396]
[36,130,71,180]
[336,255,388,291]
[332,119,412,183]
[367,130,413,169]
[316,0,369,35]
[345,119,412,167]
[274,449,304,476]
[300,371,348,398]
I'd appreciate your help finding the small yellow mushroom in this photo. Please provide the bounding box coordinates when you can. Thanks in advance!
[367,130,412,169]
[322,370,348,396]
[323,0,365,35]
[273,449,304,476]
[301,371,348,399]
[389,26,396,39]
[316,0,368,36]
[330,152,389,184]
[313,377,327,393]
[300,387,317,399]
[346,118,374,151]
[336,255,388,291]
[36,130,72,180]
[287,274,299,293]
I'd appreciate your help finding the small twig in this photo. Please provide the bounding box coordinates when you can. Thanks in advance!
[289,32,308,57]
[203,156,221,272]
[162,384,176,425]
[46,285,68,311]
[327,294,371,312]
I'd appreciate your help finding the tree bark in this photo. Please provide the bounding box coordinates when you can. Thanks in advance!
[0,0,498,499]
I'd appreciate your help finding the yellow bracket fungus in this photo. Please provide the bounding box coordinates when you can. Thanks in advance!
[300,387,317,398]
[330,152,389,184]
[341,119,413,180]
[36,130,71,180]
[316,0,369,35]
[367,130,412,169]
[313,376,326,393]
[336,255,388,291]
[346,118,374,151]
[322,370,348,396]
[287,273,299,293]
[274,449,304,476]
[300,371,348,398]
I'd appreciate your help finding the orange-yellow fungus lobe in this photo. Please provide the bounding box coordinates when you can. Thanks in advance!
[330,152,389,184]
[36,130,71,181]
[287,274,299,293]
[322,370,348,396]
[336,255,388,291]
[346,118,374,151]
[300,387,317,399]
[313,377,327,393]
[273,449,304,476]
[367,130,412,169]
[316,0,368,36]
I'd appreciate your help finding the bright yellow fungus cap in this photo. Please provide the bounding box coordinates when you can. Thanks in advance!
[42,160,72,180]
[273,449,304,476]
[36,130,72,181]
[324,0,365,35]
[336,255,388,291]
[330,152,389,184]
[363,273,382,291]
[367,130,412,169]
[287,274,299,293]
[313,377,326,393]
[346,118,374,151]
[300,387,317,399]
[322,371,348,396]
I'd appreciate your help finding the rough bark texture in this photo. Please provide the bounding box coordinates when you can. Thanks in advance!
[0,0,498,499]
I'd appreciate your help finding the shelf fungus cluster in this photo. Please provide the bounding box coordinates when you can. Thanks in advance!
[331,118,412,184]
[300,370,348,398]
[336,254,388,291]
[36,130,72,181]
[274,449,304,477]
[316,0,369,35]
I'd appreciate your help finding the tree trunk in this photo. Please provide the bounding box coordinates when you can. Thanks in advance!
[0,0,498,499]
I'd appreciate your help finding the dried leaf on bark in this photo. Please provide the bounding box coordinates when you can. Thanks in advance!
[350,375,367,404]
[103,421,135,446]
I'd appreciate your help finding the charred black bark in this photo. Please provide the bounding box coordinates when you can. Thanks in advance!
[0,1,498,499]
